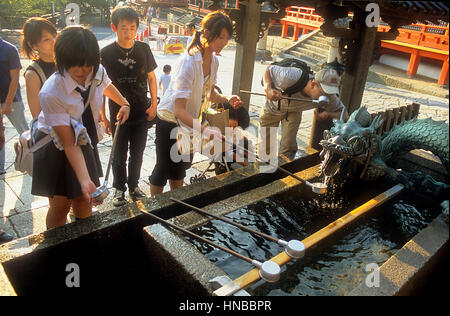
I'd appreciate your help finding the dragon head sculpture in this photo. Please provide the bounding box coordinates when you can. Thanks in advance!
[319,106,383,186]
[318,105,449,219]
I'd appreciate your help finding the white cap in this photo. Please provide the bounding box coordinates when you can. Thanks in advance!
[315,68,340,95]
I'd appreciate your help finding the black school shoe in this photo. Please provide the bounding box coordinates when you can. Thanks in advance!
[0,231,14,244]
[129,186,147,201]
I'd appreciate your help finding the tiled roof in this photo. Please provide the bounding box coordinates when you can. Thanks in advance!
[273,1,449,23]
[174,14,202,26]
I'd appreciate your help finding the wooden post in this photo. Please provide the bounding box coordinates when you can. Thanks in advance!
[232,0,261,111]
[399,106,407,123]
[411,103,420,118]
[294,25,301,41]
[392,107,400,126]
[384,109,394,132]
[438,57,449,86]
[309,112,334,151]
[406,104,413,120]
[339,8,379,115]
[377,111,386,135]
[281,21,288,38]
[407,49,421,77]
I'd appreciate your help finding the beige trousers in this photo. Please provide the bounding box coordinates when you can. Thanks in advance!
[259,105,302,157]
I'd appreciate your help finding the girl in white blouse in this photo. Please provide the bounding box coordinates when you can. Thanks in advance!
[31,26,131,229]
[149,11,243,196]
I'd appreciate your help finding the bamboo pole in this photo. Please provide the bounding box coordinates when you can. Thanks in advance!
[214,184,405,296]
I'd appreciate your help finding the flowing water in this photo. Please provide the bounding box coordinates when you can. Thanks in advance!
[188,180,441,296]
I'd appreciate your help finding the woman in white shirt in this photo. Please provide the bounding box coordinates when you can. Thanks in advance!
[149,11,242,196]
[31,26,131,229]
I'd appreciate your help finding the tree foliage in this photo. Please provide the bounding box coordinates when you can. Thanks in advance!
[0,0,116,19]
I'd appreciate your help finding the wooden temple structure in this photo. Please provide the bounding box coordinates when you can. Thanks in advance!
[199,0,448,116]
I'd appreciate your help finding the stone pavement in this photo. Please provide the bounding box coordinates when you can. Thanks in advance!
[0,22,448,242]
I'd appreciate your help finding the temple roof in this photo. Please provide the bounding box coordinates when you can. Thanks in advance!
[270,1,449,24]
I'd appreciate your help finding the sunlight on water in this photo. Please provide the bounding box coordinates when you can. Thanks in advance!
[188,181,440,296]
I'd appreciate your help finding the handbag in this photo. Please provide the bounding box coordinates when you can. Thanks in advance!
[204,103,229,135]
[14,118,48,175]
[14,62,49,175]
[175,78,228,157]
[203,104,229,156]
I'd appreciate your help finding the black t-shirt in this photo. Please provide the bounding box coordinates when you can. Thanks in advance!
[26,59,56,87]
[101,41,157,123]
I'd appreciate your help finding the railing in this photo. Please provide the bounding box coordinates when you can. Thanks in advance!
[282,6,324,27]
[186,0,237,14]
[145,0,188,6]
[378,23,449,51]
[372,103,420,135]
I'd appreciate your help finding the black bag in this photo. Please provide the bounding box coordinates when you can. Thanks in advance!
[271,58,313,96]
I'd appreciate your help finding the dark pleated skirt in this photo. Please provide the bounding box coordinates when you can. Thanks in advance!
[31,131,103,199]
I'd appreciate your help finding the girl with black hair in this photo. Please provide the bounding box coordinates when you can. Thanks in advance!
[149,11,243,196]
[31,25,131,229]
[21,17,57,118]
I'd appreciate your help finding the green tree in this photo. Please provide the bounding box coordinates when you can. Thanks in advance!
[0,0,117,28]
[1,0,116,20]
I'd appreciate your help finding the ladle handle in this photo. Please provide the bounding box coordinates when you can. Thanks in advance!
[240,90,316,103]
[170,197,280,244]
[139,207,255,264]
[104,120,121,181]
[221,136,308,185]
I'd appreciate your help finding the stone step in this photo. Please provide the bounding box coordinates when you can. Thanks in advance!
[292,46,328,61]
[300,43,330,56]
[308,34,330,45]
[280,51,321,71]
[302,38,331,50]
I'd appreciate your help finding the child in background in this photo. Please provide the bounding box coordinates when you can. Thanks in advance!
[101,6,158,206]
[159,64,171,96]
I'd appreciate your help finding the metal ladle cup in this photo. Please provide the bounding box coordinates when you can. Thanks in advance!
[92,120,122,203]
[305,181,327,194]
[279,166,327,195]
[313,95,329,109]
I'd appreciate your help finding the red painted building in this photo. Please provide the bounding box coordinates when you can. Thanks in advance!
[279,6,448,86]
